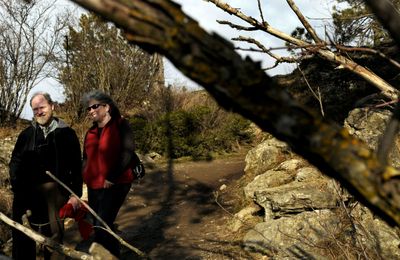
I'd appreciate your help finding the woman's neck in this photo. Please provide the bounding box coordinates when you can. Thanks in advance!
[98,113,112,128]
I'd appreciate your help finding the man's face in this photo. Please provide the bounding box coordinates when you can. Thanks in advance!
[31,95,54,126]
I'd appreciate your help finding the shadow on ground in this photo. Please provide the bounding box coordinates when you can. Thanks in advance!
[114,155,248,259]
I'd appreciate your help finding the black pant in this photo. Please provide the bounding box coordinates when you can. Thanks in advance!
[88,183,131,258]
[12,182,67,260]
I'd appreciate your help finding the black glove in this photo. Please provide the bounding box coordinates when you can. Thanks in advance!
[133,162,145,179]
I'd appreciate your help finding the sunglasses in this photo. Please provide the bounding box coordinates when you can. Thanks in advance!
[86,103,105,111]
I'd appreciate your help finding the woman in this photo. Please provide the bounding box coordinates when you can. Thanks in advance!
[81,90,136,257]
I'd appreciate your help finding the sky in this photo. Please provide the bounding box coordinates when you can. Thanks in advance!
[21,0,335,119]
[167,0,335,87]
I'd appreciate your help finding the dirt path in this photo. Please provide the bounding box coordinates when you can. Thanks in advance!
[112,152,257,259]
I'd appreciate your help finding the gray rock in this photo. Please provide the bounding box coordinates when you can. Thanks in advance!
[344,108,400,168]
[244,170,294,199]
[240,107,400,258]
[255,181,340,220]
[244,137,293,177]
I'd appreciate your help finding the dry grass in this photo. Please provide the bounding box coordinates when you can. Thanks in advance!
[0,125,15,248]
[0,121,29,139]
[0,189,12,247]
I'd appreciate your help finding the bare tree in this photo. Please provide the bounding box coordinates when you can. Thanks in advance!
[0,0,68,124]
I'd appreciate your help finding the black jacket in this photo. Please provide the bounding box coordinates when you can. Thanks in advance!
[9,118,82,197]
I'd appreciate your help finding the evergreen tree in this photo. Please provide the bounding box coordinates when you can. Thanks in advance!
[59,13,162,119]
[332,0,400,46]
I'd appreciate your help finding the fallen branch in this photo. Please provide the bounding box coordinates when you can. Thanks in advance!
[45,171,148,258]
[0,211,92,260]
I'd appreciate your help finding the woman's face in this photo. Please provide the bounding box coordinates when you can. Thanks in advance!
[87,99,109,123]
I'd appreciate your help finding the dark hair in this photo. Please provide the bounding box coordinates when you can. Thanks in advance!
[81,90,121,118]
[30,91,54,107]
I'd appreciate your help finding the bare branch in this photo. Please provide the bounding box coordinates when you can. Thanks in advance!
[67,0,400,226]
[286,0,322,43]
[336,45,400,70]
[204,0,265,26]
[45,171,148,258]
[297,64,325,117]
[233,36,299,63]
[217,20,258,31]
[0,212,92,259]
[257,0,266,25]
[0,0,68,123]
[206,0,399,100]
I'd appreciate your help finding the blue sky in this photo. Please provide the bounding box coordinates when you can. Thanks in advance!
[22,0,335,118]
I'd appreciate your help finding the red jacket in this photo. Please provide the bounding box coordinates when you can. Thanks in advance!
[83,118,134,189]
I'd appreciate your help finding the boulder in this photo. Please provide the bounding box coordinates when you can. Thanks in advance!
[244,137,293,177]
[241,107,400,258]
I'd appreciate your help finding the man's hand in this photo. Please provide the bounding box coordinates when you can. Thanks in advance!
[67,196,80,211]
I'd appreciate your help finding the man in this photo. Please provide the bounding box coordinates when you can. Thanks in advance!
[9,92,82,260]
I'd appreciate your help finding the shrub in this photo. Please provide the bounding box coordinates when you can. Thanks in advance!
[129,105,253,159]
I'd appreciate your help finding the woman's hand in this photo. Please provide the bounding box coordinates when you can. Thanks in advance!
[104,180,114,188]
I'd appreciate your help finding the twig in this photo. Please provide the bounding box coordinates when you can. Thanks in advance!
[206,0,399,100]
[332,181,369,259]
[233,36,299,63]
[257,0,265,24]
[297,64,325,117]
[45,171,148,258]
[217,20,257,31]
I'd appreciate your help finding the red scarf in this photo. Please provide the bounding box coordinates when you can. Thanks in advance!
[83,119,132,189]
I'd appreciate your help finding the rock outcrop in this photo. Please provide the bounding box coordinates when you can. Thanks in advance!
[240,108,400,258]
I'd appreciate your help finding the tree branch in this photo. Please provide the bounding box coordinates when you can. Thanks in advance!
[257,0,266,25]
[232,36,299,63]
[217,20,258,31]
[286,0,322,43]
[0,212,92,259]
[45,171,148,258]
[67,0,400,226]
[205,0,399,100]
[336,45,400,70]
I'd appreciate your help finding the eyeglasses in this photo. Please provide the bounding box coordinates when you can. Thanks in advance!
[86,103,105,111]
